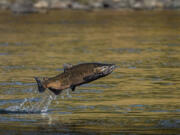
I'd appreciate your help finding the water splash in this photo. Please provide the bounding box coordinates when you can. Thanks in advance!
[6,96,54,113]
[66,88,72,98]
[0,86,73,114]
[1,87,57,114]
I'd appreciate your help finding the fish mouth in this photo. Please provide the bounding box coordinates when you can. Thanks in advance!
[100,64,116,75]
[108,64,116,73]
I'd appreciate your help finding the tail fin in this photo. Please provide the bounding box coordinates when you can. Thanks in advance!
[34,77,46,93]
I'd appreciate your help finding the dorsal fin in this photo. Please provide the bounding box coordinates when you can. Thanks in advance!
[63,63,73,72]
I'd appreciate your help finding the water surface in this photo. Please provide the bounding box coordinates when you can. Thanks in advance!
[0,10,180,134]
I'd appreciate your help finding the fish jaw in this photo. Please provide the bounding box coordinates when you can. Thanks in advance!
[94,64,116,77]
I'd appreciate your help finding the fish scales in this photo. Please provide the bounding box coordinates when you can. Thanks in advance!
[35,63,116,95]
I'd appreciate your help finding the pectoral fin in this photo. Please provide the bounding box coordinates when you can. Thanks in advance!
[83,74,99,82]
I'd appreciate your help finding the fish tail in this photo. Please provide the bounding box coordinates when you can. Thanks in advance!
[34,77,46,93]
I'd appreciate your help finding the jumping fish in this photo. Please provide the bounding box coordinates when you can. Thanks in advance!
[34,63,116,95]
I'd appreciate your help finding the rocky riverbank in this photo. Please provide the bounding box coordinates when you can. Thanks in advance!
[0,0,180,13]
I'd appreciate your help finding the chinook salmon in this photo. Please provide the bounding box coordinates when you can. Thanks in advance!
[34,63,116,95]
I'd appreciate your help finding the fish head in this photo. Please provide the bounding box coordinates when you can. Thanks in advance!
[93,63,116,77]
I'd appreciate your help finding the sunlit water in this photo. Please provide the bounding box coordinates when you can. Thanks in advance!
[0,10,180,134]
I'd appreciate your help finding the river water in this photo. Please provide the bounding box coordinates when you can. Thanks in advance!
[0,10,180,134]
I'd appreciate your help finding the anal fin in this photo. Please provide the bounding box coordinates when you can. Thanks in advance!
[48,88,62,95]
[71,85,76,91]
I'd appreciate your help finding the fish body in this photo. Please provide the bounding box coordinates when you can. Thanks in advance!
[35,63,116,95]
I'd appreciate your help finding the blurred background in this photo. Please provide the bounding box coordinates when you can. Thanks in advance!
[0,0,180,135]
[0,0,180,13]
